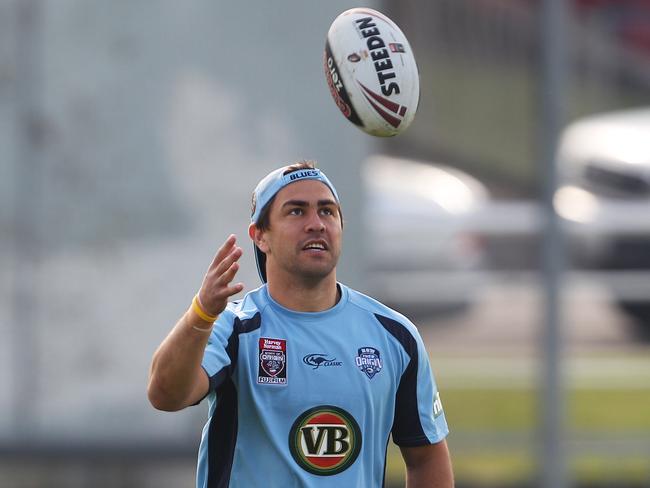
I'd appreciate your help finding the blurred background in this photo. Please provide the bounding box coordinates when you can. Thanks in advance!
[1,0,649,487]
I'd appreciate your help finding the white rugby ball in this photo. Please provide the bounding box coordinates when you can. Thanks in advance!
[324,8,420,137]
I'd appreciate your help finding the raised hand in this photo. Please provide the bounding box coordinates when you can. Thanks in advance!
[196,234,245,318]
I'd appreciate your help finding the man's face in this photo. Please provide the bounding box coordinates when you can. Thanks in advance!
[257,179,342,284]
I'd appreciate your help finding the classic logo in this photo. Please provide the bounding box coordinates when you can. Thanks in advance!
[302,354,343,370]
[355,346,382,379]
[258,337,287,385]
[288,405,362,476]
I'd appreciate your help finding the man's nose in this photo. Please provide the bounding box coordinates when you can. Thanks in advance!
[305,210,325,232]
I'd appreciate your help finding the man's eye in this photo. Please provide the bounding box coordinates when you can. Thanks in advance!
[320,208,333,216]
[289,208,303,215]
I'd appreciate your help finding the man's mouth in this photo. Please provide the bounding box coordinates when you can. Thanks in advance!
[302,240,328,252]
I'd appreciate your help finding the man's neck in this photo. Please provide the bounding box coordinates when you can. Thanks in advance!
[267,273,339,312]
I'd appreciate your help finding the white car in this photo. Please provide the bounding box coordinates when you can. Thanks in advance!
[554,107,650,332]
[363,155,490,316]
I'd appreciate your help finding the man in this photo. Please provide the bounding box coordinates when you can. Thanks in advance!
[148,161,453,487]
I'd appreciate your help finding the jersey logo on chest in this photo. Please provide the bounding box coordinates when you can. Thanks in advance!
[288,405,362,476]
[302,353,343,370]
[258,337,287,385]
[355,346,383,379]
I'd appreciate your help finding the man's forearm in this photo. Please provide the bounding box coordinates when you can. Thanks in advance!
[405,465,454,488]
[402,441,454,488]
[147,308,212,411]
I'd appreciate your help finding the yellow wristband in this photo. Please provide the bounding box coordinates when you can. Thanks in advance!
[192,295,218,323]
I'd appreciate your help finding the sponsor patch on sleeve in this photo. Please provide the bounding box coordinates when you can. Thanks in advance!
[433,391,444,419]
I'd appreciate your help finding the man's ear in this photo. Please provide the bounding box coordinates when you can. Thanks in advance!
[248,223,269,253]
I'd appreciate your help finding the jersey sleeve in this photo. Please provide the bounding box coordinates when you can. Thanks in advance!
[201,310,237,392]
[385,318,449,446]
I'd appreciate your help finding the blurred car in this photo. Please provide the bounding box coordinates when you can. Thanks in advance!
[554,107,650,330]
[362,155,490,317]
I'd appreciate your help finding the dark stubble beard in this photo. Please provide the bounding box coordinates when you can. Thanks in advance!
[286,248,340,288]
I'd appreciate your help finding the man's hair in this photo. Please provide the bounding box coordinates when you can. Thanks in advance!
[252,160,343,231]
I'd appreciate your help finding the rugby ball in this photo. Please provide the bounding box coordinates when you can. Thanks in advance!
[324,8,420,137]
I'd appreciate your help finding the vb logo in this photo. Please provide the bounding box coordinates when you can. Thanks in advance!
[288,405,362,476]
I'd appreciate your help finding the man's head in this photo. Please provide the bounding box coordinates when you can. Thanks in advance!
[249,161,343,284]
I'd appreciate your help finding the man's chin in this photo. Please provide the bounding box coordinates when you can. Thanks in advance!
[295,263,337,284]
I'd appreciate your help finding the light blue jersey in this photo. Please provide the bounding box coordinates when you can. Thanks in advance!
[197,283,449,488]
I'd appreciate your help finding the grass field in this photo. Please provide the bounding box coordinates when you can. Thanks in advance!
[384,354,650,487]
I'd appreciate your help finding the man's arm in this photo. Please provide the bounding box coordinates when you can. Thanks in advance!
[147,309,213,411]
[400,440,454,488]
[147,235,244,411]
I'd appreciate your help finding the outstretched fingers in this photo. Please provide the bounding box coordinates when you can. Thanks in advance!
[198,235,245,317]
[212,244,243,278]
[208,234,238,270]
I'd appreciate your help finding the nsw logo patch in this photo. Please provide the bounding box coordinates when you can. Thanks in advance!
[355,346,382,379]
[288,405,362,476]
[258,337,287,385]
